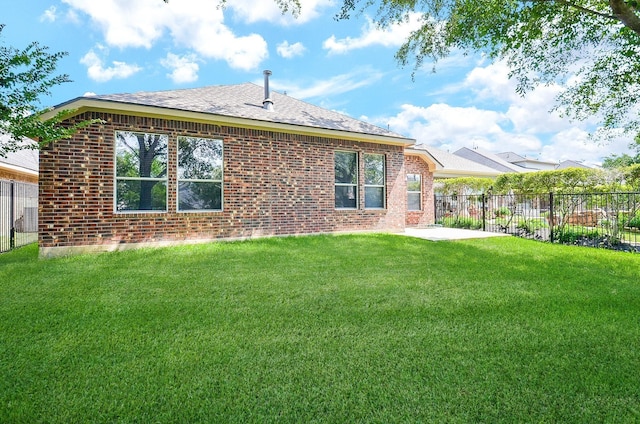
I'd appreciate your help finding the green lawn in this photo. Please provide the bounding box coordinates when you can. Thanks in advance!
[1,234,640,423]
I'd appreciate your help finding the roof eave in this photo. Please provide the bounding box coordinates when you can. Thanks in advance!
[404,148,438,172]
[0,162,39,176]
[44,98,415,147]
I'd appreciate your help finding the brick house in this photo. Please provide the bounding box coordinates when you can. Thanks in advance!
[39,74,435,257]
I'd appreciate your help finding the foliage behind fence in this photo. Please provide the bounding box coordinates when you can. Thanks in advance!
[0,180,38,253]
[435,192,640,253]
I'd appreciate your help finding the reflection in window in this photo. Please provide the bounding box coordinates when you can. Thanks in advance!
[178,137,223,211]
[364,153,385,209]
[407,173,422,211]
[115,131,168,212]
[335,151,358,209]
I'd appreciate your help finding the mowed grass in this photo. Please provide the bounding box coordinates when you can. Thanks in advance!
[1,234,640,423]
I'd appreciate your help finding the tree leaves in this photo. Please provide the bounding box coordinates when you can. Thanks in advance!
[0,24,99,157]
[337,0,640,140]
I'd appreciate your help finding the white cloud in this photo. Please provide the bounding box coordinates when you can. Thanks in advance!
[40,6,57,22]
[228,0,333,25]
[323,12,423,54]
[542,128,631,165]
[386,103,512,150]
[277,41,306,59]
[161,53,200,84]
[378,98,631,165]
[272,68,385,100]
[80,45,141,82]
[457,61,568,134]
[173,22,267,71]
[62,0,269,71]
[62,0,166,48]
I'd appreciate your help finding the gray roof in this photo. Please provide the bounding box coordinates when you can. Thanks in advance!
[496,152,527,162]
[412,145,502,178]
[454,147,529,173]
[74,83,411,142]
[556,160,591,169]
[497,151,558,168]
[0,133,39,172]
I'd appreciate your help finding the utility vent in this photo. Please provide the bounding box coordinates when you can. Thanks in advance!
[263,70,274,111]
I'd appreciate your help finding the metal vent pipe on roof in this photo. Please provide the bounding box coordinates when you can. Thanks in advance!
[263,70,274,111]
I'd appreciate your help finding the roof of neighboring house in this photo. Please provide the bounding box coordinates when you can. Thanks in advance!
[496,152,558,169]
[409,145,502,178]
[556,160,592,169]
[454,147,530,173]
[50,83,414,147]
[0,133,39,181]
[496,151,527,162]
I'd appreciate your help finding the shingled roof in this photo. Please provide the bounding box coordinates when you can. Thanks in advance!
[54,83,413,146]
[409,145,502,178]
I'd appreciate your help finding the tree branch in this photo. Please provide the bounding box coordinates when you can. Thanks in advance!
[529,0,618,21]
[609,0,640,35]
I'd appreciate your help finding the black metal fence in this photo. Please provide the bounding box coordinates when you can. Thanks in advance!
[435,192,640,253]
[0,180,38,253]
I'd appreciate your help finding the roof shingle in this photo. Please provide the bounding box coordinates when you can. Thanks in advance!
[85,83,410,141]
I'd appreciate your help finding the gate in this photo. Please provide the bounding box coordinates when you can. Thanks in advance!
[0,180,38,253]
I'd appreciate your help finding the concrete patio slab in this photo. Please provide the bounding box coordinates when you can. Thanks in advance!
[403,227,510,241]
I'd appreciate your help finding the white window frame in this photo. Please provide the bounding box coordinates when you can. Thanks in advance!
[114,130,168,213]
[407,173,422,211]
[364,153,386,209]
[177,136,224,213]
[335,150,359,210]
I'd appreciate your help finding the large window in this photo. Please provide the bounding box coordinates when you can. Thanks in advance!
[335,151,358,209]
[178,136,223,211]
[364,153,385,209]
[407,173,422,211]
[115,131,168,212]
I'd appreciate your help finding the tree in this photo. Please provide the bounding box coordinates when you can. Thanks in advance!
[602,134,640,168]
[0,24,96,157]
[436,177,493,195]
[334,1,640,139]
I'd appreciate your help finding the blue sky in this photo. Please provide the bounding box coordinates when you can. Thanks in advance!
[2,0,631,165]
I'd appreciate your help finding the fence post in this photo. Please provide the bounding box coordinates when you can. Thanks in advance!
[433,194,437,224]
[481,193,486,232]
[9,181,15,250]
[549,192,554,243]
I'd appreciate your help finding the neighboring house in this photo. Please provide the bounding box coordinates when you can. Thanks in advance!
[496,152,558,171]
[454,147,533,173]
[410,145,502,179]
[0,134,39,184]
[39,74,436,257]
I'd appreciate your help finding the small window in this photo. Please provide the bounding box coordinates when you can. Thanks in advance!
[407,173,422,211]
[364,153,385,209]
[335,151,358,209]
[115,131,168,212]
[178,137,223,211]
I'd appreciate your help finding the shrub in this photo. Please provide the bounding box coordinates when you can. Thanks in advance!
[516,218,547,233]
[553,226,601,244]
[626,212,640,229]
[493,206,511,218]
[439,216,482,230]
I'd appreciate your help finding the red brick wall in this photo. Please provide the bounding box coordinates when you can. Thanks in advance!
[405,155,435,227]
[39,112,407,256]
